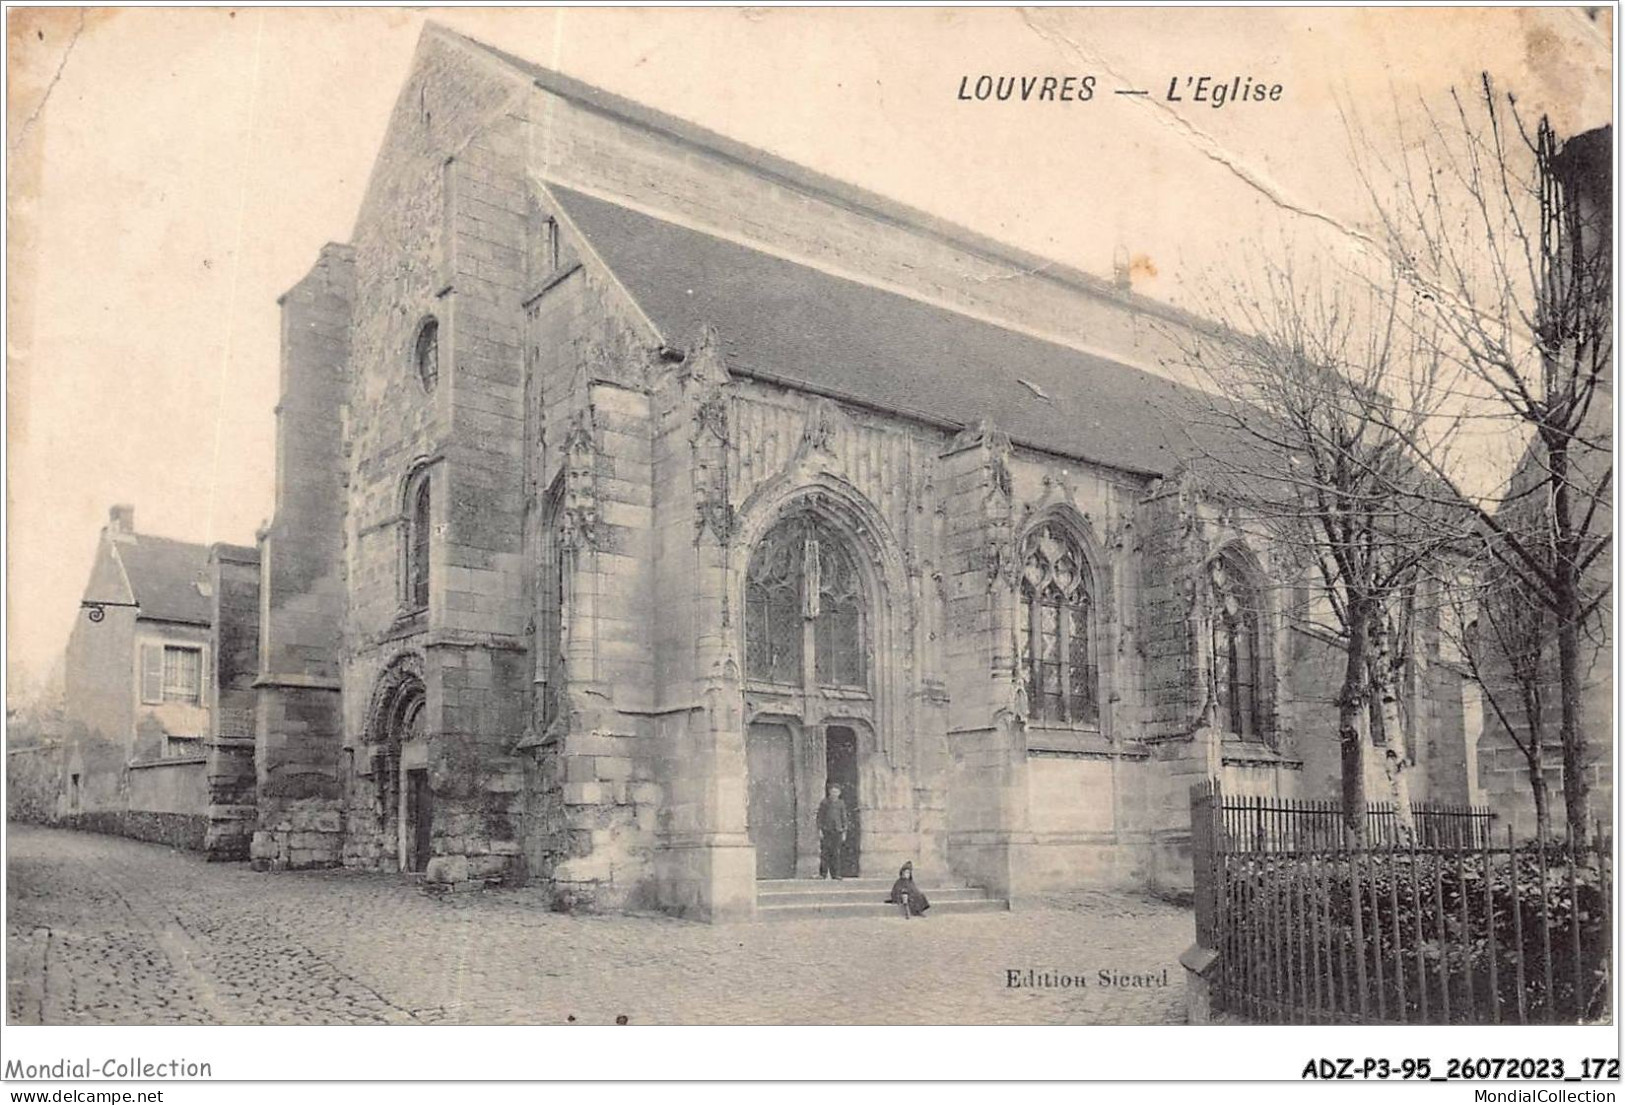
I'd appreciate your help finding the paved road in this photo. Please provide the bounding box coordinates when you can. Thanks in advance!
[6,824,1192,1025]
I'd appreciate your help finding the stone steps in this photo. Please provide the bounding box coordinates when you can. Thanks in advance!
[757,885,989,907]
[755,877,1008,921]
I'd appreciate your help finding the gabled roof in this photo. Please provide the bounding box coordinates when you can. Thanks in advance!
[550,185,1223,478]
[435,24,1213,340]
[113,534,212,626]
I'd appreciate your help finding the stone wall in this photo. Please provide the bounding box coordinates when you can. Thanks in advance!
[59,811,207,852]
[1021,751,1156,891]
[126,759,207,817]
[5,743,62,824]
[1418,662,1472,805]
[252,241,353,871]
[206,543,260,860]
[1476,627,1612,842]
[535,383,661,908]
[1283,626,1347,801]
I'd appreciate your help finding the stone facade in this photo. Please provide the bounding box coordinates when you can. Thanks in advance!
[243,24,1478,918]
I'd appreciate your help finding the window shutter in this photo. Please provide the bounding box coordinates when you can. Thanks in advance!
[140,644,163,704]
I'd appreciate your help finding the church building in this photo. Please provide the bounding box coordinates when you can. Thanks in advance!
[244,25,1474,920]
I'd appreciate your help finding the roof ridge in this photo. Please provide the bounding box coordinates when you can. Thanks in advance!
[126,530,212,551]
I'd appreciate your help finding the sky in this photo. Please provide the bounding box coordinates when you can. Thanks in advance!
[5,5,1612,696]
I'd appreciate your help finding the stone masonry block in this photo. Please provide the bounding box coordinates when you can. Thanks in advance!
[564,781,606,805]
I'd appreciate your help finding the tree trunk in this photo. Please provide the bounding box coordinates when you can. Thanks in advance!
[1338,605,1370,845]
[1368,620,1417,845]
[1528,755,1551,850]
[1550,440,1591,848]
[1557,603,1589,847]
[1520,687,1551,849]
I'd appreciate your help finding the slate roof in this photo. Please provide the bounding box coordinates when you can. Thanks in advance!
[550,185,1225,478]
[115,534,212,626]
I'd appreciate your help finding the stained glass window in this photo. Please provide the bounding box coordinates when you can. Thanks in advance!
[745,515,867,689]
[1018,524,1097,726]
[1209,553,1262,740]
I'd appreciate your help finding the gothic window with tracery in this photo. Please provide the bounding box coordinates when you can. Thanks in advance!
[1209,552,1263,740]
[1018,524,1097,726]
[745,515,867,690]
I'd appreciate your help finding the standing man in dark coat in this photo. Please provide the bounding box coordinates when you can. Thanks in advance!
[816,783,849,879]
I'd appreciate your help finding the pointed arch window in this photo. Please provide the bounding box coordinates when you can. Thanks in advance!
[1019,524,1097,726]
[745,514,867,690]
[1209,552,1263,740]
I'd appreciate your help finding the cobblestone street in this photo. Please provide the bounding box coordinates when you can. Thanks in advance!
[6,825,1192,1025]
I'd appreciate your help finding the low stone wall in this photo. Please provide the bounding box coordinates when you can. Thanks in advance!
[59,811,207,851]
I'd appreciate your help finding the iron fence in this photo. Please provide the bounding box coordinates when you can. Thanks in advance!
[1191,780,1612,1024]
[1212,791,1497,851]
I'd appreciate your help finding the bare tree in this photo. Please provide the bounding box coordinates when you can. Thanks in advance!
[1440,561,1555,846]
[1354,77,1611,847]
[1169,259,1461,844]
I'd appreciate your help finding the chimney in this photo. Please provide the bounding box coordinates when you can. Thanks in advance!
[109,504,135,535]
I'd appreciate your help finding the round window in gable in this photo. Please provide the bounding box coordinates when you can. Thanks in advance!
[413,317,440,393]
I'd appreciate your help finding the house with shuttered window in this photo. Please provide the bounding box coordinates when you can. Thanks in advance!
[57,504,260,852]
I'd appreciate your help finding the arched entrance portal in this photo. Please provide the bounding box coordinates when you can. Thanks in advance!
[368,659,431,874]
[743,510,875,879]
